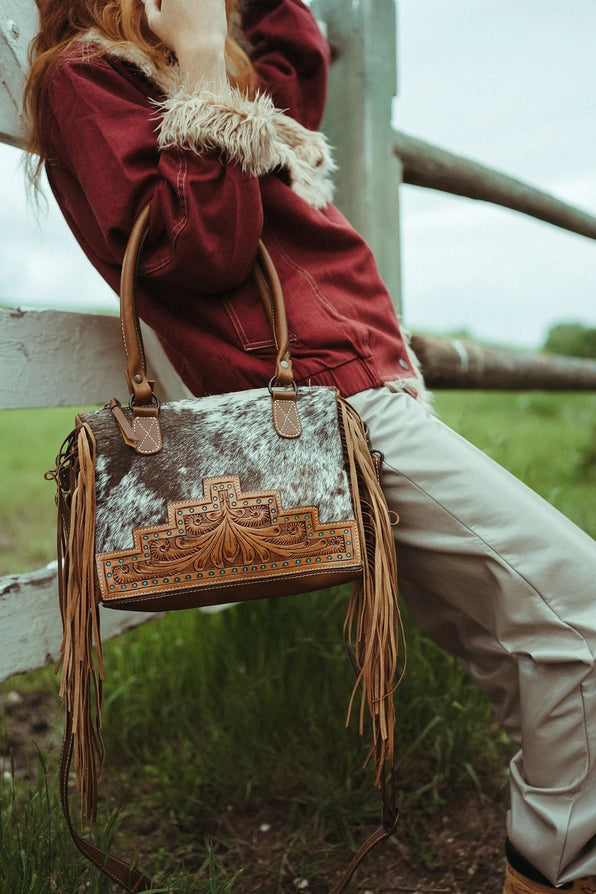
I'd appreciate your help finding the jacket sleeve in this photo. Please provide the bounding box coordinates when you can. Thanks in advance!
[41,1,332,297]
[42,53,273,294]
[243,0,331,130]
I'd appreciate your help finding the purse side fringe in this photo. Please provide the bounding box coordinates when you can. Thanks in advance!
[54,422,105,826]
[339,397,405,788]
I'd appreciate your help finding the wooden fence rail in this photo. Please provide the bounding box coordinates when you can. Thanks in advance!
[2,304,595,685]
[392,131,596,243]
[410,335,596,391]
[3,308,596,414]
[0,565,168,683]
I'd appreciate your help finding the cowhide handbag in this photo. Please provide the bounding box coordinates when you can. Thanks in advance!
[49,203,403,893]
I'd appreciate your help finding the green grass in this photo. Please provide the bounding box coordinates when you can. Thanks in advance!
[0,747,236,893]
[1,390,596,891]
[0,406,96,576]
[432,391,596,536]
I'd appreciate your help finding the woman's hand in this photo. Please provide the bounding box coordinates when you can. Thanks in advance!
[143,0,228,88]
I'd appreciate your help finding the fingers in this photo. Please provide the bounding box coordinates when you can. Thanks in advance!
[142,0,162,36]
[142,0,228,56]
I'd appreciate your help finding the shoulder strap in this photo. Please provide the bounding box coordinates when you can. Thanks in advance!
[330,770,398,894]
[60,716,152,892]
[60,717,397,893]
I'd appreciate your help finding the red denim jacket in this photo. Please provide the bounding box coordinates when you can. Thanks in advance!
[40,0,420,398]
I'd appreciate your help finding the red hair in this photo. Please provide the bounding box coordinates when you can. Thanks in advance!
[24,0,257,180]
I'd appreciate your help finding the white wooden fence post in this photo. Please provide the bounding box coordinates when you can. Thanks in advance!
[0,0,37,146]
[313,0,403,313]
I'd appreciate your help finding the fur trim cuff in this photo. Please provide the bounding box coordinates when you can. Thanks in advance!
[158,84,280,173]
[271,110,336,207]
[157,83,335,209]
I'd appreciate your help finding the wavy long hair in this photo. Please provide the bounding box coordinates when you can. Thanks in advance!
[24,0,257,181]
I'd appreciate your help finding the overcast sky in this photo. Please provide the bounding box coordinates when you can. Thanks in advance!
[1,0,594,349]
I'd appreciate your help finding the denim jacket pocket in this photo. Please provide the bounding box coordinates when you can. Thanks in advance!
[223,295,297,352]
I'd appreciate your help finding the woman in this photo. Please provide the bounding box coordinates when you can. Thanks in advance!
[25,1,596,891]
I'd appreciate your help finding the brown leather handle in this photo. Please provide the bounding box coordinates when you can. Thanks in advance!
[119,203,152,406]
[119,203,295,405]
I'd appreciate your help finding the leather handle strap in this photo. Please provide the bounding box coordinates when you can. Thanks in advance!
[120,204,153,407]
[60,711,397,894]
[119,203,295,405]
[329,765,399,894]
[59,715,152,893]
[329,824,396,894]
[253,237,294,388]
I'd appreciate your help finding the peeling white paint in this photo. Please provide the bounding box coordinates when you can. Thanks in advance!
[0,0,39,146]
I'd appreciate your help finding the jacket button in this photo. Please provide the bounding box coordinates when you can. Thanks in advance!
[399,358,409,370]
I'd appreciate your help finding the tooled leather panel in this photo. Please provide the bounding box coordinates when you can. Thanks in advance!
[82,386,356,560]
[97,474,360,603]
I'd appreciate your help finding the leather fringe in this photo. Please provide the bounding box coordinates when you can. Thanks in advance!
[338,397,405,788]
[53,423,104,825]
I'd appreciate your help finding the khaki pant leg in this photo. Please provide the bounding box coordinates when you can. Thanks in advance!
[348,386,596,885]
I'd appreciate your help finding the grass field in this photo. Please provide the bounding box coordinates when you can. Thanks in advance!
[1,390,595,892]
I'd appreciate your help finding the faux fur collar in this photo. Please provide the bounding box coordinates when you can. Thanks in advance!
[80,31,336,209]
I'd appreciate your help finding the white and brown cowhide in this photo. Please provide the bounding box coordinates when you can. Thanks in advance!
[80,386,360,609]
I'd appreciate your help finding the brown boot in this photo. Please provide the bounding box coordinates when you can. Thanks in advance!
[504,862,596,894]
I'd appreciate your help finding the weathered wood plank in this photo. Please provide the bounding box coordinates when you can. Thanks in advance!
[393,130,596,242]
[6,307,594,413]
[313,0,402,311]
[411,334,596,391]
[0,564,164,682]
[0,564,234,683]
[0,0,38,146]
[0,308,192,409]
